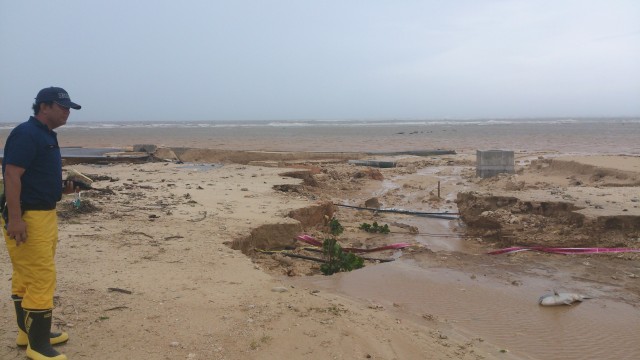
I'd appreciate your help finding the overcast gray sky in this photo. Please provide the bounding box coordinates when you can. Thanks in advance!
[1,0,639,122]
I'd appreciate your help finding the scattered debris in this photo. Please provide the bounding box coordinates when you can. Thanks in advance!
[188,211,207,222]
[58,199,101,219]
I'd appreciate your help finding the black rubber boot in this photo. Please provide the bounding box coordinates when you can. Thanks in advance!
[12,296,68,346]
[24,309,67,360]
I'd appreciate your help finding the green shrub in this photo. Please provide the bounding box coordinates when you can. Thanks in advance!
[359,221,390,234]
[320,238,364,275]
[329,217,344,236]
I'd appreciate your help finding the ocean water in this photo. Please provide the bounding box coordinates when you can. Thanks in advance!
[1,118,639,154]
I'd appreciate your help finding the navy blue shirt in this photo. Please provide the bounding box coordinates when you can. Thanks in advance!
[2,117,62,207]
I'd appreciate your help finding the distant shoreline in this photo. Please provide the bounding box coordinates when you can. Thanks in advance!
[1,118,639,154]
[0,116,639,129]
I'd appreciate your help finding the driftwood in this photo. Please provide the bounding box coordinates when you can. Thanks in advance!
[104,306,129,311]
[259,248,395,263]
[257,250,327,263]
[302,247,395,263]
[107,287,132,295]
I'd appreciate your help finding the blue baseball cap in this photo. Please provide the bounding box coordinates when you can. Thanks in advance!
[35,87,81,110]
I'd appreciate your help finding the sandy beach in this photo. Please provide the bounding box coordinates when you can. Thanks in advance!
[3,0,639,356]
[1,123,640,359]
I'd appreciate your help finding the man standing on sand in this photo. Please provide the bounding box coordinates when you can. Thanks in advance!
[2,87,81,360]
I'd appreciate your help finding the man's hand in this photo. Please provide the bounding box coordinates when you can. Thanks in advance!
[7,218,28,245]
[4,164,27,245]
[63,180,79,195]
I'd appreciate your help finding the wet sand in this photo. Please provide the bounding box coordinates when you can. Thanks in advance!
[289,176,640,360]
[248,149,639,359]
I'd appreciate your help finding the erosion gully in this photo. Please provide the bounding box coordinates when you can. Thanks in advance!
[286,165,640,360]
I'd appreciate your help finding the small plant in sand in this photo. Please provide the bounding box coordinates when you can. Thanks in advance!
[359,221,390,234]
[328,217,344,236]
[320,238,364,275]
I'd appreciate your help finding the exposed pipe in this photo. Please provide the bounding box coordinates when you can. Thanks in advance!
[334,203,459,219]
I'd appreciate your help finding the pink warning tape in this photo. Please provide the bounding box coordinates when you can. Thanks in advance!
[488,246,640,255]
[296,234,323,247]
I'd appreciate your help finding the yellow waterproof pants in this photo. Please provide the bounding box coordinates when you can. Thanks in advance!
[3,210,58,309]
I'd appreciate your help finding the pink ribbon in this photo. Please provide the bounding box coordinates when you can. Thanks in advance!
[488,246,640,255]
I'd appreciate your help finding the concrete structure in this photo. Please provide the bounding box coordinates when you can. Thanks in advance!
[476,150,515,178]
[133,144,158,153]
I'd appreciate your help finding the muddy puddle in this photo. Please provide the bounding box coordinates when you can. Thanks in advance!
[288,258,640,359]
[406,217,470,252]
[285,165,640,359]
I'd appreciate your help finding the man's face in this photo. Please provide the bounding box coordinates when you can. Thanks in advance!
[41,102,70,129]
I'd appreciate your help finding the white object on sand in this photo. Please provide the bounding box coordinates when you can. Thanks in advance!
[539,290,591,306]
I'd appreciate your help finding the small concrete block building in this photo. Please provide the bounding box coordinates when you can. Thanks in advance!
[133,144,158,153]
[476,150,515,178]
